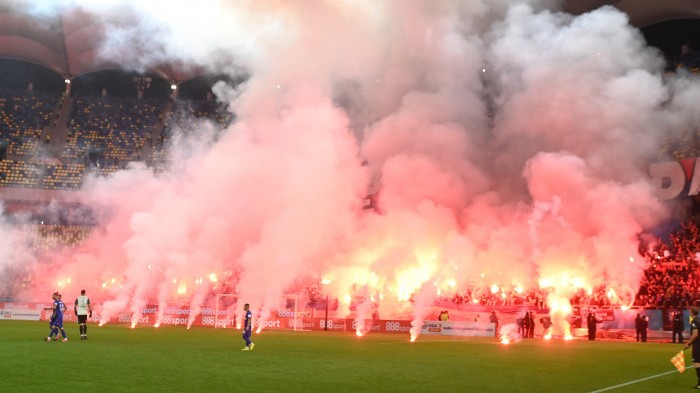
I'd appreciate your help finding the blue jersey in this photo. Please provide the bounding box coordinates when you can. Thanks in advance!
[54,299,65,319]
[244,310,252,332]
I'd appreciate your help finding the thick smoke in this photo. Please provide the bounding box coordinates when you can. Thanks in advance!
[8,0,693,338]
[0,203,36,299]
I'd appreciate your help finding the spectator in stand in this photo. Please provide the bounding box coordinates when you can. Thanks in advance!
[535,293,545,310]
[439,310,450,321]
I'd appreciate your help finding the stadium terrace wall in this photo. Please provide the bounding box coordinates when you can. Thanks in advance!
[2,301,498,336]
[0,187,83,204]
[3,301,678,335]
[0,158,692,204]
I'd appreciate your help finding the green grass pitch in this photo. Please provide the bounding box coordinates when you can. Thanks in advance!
[0,320,695,392]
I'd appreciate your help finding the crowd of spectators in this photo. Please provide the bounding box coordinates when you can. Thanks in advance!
[635,221,700,308]
[21,223,94,254]
[0,159,84,189]
[0,88,240,188]
[0,88,59,157]
[63,95,165,162]
[444,284,621,311]
[163,99,233,136]
[450,288,548,309]
[440,219,700,311]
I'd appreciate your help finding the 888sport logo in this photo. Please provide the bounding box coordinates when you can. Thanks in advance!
[385,321,401,332]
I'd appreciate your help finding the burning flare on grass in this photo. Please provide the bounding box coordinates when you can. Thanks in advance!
[499,323,522,345]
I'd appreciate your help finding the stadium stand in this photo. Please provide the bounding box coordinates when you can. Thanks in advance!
[0,159,84,190]
[668,45,700,73]
[636,221,700,308]
[26,223,94,253]
[159,99,233,144]
[0,88,59,157]
[63,95,165,163]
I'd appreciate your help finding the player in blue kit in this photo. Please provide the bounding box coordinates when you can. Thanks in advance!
[241,303,255,351]
[44,292,68,342]
[43,292,58,338]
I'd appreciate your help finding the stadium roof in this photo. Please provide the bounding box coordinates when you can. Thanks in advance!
[0,1,198,82]
[0,0,697,82]
[564,0,700,27]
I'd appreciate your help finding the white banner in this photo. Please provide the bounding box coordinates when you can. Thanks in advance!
[421,321,495,337]
[441,321,495,337]
[1,309,41,321]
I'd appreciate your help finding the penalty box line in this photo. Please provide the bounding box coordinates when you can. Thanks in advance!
[589,365,695,393]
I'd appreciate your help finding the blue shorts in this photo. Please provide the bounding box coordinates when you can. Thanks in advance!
[242,330,252,345]
[51,318,64,329]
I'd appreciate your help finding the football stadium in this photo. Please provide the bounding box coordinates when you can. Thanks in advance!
[1,1,700,392]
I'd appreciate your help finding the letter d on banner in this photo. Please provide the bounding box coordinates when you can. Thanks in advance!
[649,161,685,200]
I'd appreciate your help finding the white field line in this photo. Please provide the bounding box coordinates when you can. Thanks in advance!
[589,365,695,393]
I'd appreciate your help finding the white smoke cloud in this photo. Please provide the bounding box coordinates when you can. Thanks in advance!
[6,0,695,340]
[0,203,36,299]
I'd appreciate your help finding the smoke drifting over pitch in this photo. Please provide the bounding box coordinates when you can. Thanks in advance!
[6,0,698,337]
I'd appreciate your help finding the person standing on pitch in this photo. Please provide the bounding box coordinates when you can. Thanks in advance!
[634,313,643,342]
[43,292,59,340]
[684,308,700,389]
[489,311,499,338]
[640,314,648,342]
[523,311,532,338]
[528,311,536,338]
[44,292,68,342]
[74,289,93,340]
[241,303,255,351]
[673,310,685,344]
[587,312,601,341]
